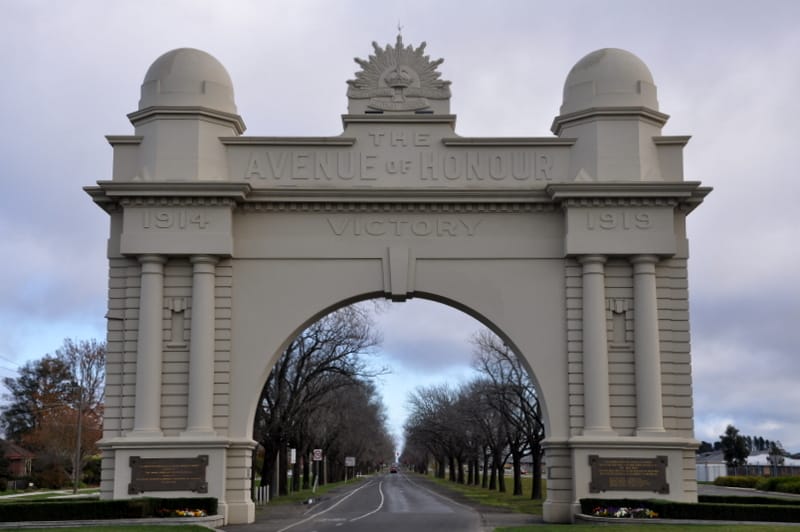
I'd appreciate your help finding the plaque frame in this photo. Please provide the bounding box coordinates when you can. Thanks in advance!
[128,455,209,494]
[588,455,669,494]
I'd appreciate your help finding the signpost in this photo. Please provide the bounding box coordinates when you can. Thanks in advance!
[312,449,322,493]
[345,456,355,482]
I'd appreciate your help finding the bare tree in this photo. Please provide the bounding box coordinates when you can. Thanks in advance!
[473,330,545,499]
[254,304,384,496]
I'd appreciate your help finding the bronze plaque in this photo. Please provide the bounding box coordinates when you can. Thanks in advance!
[589,455,669,494]
[128,455,208,494]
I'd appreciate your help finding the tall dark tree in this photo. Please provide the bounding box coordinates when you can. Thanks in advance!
[720,424,750,468]
[253,304,383,497]
[472,331,545,499]
[1,355,74,442]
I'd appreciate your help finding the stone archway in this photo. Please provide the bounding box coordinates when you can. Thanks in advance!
[86,40,709,525]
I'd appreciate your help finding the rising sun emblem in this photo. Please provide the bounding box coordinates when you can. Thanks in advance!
[347,34,451,113]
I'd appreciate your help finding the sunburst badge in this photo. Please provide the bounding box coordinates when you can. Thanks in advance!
[347,35,451,113]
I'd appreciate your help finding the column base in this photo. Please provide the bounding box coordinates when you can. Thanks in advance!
[126,429,163,439]
[543,500,576,523]
[180,429,218,438]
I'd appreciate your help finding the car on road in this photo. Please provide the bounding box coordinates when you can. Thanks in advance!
[389,465,398,473]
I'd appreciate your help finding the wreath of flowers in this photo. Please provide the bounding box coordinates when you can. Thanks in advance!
[157,508,207,518]
[592,506,659,518]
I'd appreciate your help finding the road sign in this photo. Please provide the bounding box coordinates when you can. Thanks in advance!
[313,448,323,461]
[345,456,355,467]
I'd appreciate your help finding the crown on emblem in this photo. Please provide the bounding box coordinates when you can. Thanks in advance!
[347,34,451,114]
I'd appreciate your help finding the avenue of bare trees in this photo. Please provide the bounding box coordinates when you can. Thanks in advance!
[401,331,545,499]
[253,304,395,498]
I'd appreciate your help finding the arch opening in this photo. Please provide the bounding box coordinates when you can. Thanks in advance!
[249,294,550,502]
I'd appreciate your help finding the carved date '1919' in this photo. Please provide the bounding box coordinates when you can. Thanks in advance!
[587,211,651,231]
[142,209,210,230]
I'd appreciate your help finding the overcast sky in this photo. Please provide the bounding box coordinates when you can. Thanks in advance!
[2,1,799,452]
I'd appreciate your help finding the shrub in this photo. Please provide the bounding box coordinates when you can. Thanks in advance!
[581,497,800,522]
[713,475,759,488]
[0,497,217,522]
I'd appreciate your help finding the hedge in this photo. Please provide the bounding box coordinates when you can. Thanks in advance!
[0,497,217,522]
[580,497,800,522]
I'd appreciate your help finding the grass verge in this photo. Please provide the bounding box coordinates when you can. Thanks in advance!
[1,527,210,532]
[426,474,544,515]
[258,476,367,506]
[497,526,800,531]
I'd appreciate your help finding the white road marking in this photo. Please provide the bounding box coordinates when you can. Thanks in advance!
[349,480,384,521]
[277,480,375,532]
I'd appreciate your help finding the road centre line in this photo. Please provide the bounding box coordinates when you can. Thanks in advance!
[277,479,375,532]
[349,480,384,521]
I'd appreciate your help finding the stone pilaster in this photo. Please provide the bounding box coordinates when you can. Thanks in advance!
[132,255,166,436]
[632,255,665,434]
[579,255,614,435]
[184,255,219,435]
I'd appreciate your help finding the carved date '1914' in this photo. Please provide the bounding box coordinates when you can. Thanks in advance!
[142,209,210,230]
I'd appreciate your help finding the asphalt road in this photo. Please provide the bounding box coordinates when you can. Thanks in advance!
[222,471,536,532]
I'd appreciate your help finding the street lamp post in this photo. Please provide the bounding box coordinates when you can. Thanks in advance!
[72,386,83,495]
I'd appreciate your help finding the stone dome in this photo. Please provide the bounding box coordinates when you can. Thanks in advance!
[559,48,658,115]
[138,48,237,114]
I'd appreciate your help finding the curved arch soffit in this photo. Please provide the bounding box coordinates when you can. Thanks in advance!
[247,289,553,441]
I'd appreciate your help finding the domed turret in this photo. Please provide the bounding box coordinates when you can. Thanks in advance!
[559,48,658,116]
[139,48,238,114]
[125,48,244,181]
[552,48,676,182]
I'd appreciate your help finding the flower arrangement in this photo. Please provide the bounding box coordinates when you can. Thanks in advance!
[158,508,207,518]
[592,506,658,518]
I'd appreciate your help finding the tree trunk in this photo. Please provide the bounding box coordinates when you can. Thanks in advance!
[303,454,311,490]
[448,455,456,482]
[278,441,289,496]
[457,456,465,484]
[531,447,543,500]
[481,451,489,488]
[512,452,523,496]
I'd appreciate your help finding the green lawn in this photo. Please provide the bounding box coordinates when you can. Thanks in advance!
[498,526,800,532]
[427,474,545,515]
[2,525,209,532]
[257,476,367,506]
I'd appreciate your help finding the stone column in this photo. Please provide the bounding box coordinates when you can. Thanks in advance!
[631,255,665,434]
[132,255,166,435]
[579,255,613,435]
[184,255,218,435]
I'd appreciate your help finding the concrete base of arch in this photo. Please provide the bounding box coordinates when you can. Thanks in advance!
[98,436,257,525]
[542,436,699,523]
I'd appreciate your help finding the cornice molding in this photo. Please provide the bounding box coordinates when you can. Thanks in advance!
[85,180,710,214]
[551,106,670,135]
[341,113,456,128]
[442,137,576,147]
[220,136,356,146]
[128,106,246,134]
[239,201,557,214]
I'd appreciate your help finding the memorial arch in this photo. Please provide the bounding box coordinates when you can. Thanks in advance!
[86,38,709,524]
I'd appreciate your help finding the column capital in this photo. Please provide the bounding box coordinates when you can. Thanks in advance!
[630,254,659,266]
[578,254,607,266]
[190,255,220,266]
[138,254,167,265]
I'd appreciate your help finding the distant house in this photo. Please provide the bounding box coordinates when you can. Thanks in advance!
[0,440,33,478]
